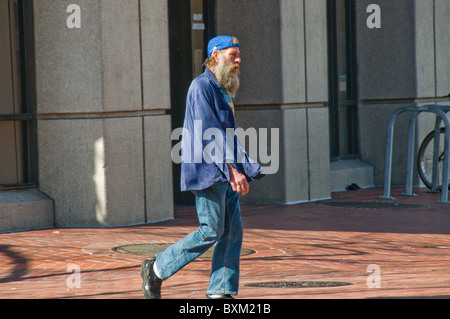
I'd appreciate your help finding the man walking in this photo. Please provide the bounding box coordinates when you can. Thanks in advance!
[141,36,264,300]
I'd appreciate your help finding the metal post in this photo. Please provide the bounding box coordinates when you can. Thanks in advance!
[436,108,450,203]
[431,117,442,193]
[428,105,450,203]
[402,112,420,196]
[380,109,402,199]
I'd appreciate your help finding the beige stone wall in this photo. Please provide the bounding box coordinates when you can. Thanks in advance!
[216,0,331,204]
[34,0,173,226]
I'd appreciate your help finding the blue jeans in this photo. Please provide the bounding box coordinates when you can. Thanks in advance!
[155,182,243,295]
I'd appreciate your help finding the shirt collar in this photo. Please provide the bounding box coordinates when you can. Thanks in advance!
[205,67,221,90]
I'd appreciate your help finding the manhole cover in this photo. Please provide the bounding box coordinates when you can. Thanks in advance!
[318,201,426,209]
[112,243,256,258]
[245,281,353,288]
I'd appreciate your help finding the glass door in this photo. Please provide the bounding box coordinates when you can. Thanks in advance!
[0,0,36,189]
[327,0,359,159]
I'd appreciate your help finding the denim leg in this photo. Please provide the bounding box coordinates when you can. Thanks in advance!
[155,182,228,281]
[207,185,243,295]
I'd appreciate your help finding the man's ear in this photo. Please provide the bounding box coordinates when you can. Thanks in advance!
[212,51,220,64]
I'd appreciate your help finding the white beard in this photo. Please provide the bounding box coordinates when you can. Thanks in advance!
[215,57,240,98]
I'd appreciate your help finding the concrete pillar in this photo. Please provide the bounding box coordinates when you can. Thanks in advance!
[216,0,330,204]
[34,0,173,227]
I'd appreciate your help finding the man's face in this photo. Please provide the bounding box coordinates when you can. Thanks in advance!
[214,47,241,98]
[221,47,241,72]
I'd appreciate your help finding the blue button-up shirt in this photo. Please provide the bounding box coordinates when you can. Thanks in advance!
[180,68,264,191]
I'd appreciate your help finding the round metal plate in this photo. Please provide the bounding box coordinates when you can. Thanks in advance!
[112,243,256,258]
[245,281,354,288]
[318,201,426,209]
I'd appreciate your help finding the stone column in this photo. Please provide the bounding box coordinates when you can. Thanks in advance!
[216,0,330,204]
[34,0,173,226]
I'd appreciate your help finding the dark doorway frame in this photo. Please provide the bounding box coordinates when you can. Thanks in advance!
[327,0,359,160]
[0,0,37,190]
[169,0,216,206]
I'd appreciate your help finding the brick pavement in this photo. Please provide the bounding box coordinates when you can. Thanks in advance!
[0,187,449,300]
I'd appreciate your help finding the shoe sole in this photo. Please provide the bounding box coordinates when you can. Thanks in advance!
[206,294,235,299]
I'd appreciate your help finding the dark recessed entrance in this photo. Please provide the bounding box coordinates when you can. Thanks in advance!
[169,0,216,206]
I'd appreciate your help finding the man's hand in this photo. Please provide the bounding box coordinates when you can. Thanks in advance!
[228,165,249,195]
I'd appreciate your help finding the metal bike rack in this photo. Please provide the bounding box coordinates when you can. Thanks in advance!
[429,105,450,193]
[380,104,450,203]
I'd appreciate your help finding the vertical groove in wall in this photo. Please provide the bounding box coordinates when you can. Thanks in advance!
[432,0,437,97]
[303,0,308,103]
[306,108,311,200]
[138,0,145,111]
[137,0,148,223]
